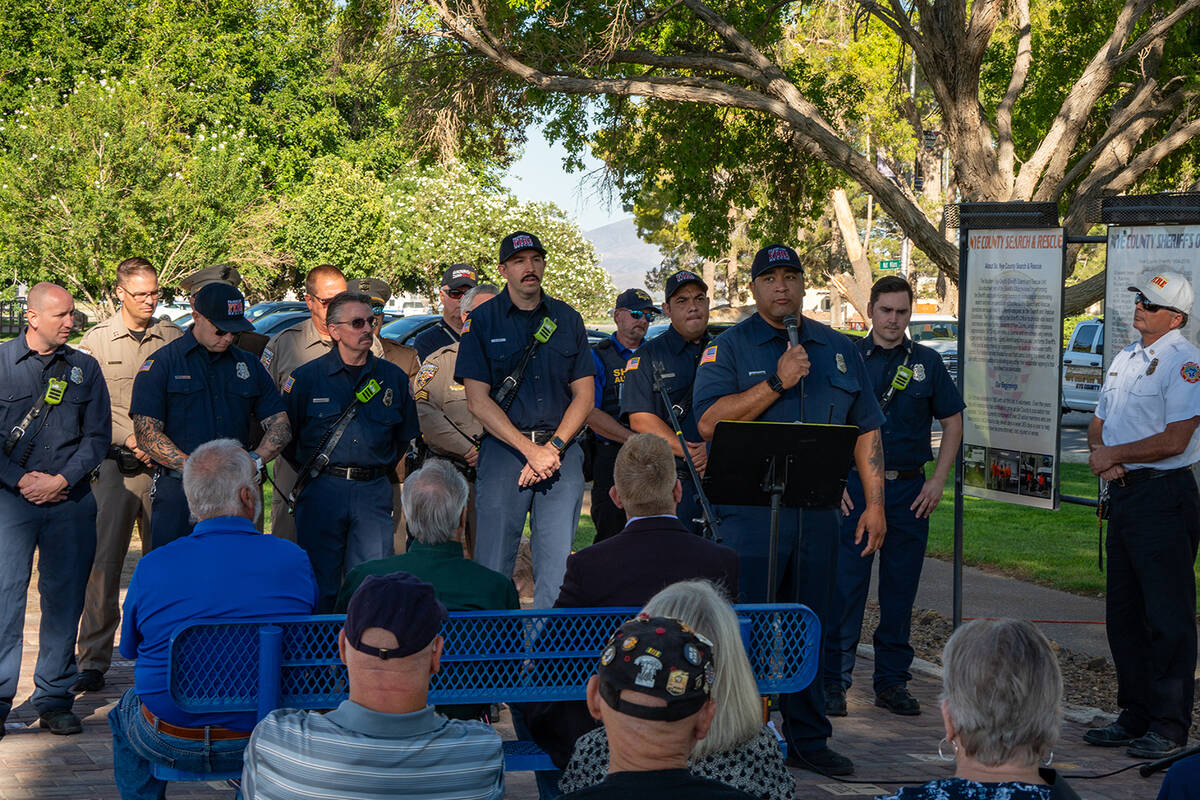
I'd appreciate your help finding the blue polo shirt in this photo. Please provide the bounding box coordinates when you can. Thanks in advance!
[119,516,317,729]
[129,330,284,454]
[857,334,964,470]
[693,313,884,432]
[621,324,710,444]
[454,286,593,431]
[283,348,419,468]
[0,334,111,491]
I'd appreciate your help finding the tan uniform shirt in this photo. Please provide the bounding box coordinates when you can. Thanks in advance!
[380,338,420,387]
[262,317,385,389]
[414,343,481,460]
[78,314,184,446]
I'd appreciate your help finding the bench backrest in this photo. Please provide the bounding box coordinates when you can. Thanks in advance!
[168,605,819,721]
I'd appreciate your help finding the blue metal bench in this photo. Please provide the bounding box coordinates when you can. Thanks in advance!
[153,604,818,782]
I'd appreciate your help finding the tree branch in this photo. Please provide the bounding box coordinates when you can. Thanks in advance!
[995,0,1031,191]
[1113,0,1200,68]
[606,50,769,88]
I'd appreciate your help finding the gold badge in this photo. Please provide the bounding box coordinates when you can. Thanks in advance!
[665,668,689,696]
[621,636,638,651]
[1146,357,1159,375]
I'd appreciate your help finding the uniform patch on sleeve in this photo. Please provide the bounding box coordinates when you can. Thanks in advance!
[700,345,718,365]
[625,356,640,371]
[1181,362,1200,383]
[260,348,274,368]
[138,359,154,373]
[462,318,471,333]
[415,363,438,389]
[414,389,429,401]
[282,375,295,394]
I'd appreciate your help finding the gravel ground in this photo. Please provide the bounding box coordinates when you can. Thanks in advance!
[863,604,1200,741]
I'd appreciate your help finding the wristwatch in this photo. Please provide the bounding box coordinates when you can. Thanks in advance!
[766,374,785,394]
[549,435,568,454]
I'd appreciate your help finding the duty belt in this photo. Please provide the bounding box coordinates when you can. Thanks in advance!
[326,465,388,481]
[141,703,250,741]
[1112,466,1189,489]
[518,430,557,446]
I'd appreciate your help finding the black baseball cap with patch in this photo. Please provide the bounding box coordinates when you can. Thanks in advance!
[499,231,546,264]
[664,270,708,301]
[750,244,803,280]
[615,288,656,312]
[192,283,253,333]
[344,572,448,660]
[596,614,714,722]
[441,265,478,291]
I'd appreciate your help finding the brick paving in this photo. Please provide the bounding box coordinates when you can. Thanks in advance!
[0,552,1172,799]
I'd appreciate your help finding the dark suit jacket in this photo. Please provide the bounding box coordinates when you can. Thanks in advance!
[526,516,740,767]
[555,516,740,608]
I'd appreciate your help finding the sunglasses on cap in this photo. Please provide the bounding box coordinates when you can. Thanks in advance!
[1135,292,1178,314]
[333,316,379,330]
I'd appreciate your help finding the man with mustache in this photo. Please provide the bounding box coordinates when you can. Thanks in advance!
[455,231,594,608]
[282,292,419,611]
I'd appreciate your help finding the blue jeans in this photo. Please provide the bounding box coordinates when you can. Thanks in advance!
[474,438,584,608]
[825,472,928,693]
[717,502,839,752]
[296,474,394,612]
[148,471,193,551]
[109,688,248,800]
[0,486,96,722]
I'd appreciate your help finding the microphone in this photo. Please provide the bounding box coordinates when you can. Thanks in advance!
[783,314,800,348]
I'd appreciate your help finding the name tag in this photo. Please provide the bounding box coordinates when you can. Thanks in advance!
[490,338,507,343]
[313,397,330,403]
[174,375,191,380]
[747,370,766,376]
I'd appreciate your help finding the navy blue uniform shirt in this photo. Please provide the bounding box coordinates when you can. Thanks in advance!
[0,334,111,490]
[129,330,284,454]
[857,334,964,469]
[621,325,710,444]
[414,319,460,362]
[693,314,884,432]
[592,334,636,412]
[454,287,593,431]
[284,348,418,468]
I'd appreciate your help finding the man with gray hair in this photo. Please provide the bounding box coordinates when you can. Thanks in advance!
[108,439,316,798]
[336,458,518,613]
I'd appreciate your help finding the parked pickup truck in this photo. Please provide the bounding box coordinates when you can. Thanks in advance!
[1062,317,1103,414]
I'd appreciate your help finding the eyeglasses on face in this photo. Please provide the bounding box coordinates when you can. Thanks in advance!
[118,287,162,303]
[309,294,338,307]
[333,316,379,330]
[1135,292,1177,314]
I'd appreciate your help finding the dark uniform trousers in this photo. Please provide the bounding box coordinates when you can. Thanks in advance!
[589,441,625,543]
[1106,468,1200,744]
[148,470,191,550]
[826,470,927,693]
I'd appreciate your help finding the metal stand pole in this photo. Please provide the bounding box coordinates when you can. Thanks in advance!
[953,224,968,629]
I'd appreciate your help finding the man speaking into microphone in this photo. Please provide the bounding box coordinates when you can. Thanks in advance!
[692,243,886,777]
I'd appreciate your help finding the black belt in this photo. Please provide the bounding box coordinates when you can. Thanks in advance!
[158,467,183,480]
[1112,466,1189,489]
[326,465,388,481]
[518,430,556,446]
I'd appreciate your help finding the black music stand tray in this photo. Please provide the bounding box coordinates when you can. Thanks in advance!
[704,420,858,602]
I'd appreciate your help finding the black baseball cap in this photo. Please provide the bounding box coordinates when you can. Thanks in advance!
[499,231,546,264]
[664,270,708,301]
[597,615,714,722]
[441,265,478,291]
[192,283,253,333]
[615,288,656,312]
[750,244,803,280]
[344,572,448,660]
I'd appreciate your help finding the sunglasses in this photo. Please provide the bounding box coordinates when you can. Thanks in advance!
[213,328,235,338]
[371,305,385,316]
[334,316,379,330]
[309,294,338,307]
[1135,292,1177,314]
[445,288,468,299]
[623,309,653,320]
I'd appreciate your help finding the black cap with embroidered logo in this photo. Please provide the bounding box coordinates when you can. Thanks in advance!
[441,264,478,291]
[192,283,253,333]
[615,288,656,312]
[596,615,714,722]
[344,572,448,660]
[499,231,546,264]
[664,270,708,301]
[750,244,803,280]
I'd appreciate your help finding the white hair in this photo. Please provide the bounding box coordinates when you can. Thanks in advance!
[642,580,761,758]
[401,459,469,545]
[183,439,258,522]
[461,284,500,314]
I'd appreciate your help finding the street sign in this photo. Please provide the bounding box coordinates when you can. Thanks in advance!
[879,259,901,270]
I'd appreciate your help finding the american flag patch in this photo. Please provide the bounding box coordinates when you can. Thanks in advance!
[283,376,295,394]
[700,346,718,365]
[625,357,640,371]
[138,359,154,373]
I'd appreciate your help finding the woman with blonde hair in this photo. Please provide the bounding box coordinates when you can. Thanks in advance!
[558,580,794,800]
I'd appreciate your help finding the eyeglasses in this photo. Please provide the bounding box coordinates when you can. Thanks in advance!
[213,328,235,338]
[333,316,378,330]
[618,309,654,320]
[308,294,338,307]
[118,287,162,302]
[445,288,468,299]
[1135,292,1177,314]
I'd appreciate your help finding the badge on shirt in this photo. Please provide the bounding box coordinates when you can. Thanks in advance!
[261,348,274,369]
[912,363,926,382]
[282,376,295,394]
[1181,362,1200,383]
[138,359,154,373]
[700,345,718,365]
[626,356,640,371]
[415,363,438,389]
[383,388,394,407]
[236,361,250,380]
[1146,358,1158,375]
[69,366,83,385]
[836,352,847,373]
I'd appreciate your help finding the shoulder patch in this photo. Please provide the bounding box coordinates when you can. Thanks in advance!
[700,345,718,365]
[625,356,640,371]
[462,318,471,333]
[138,358,154,373]
[415,363,439,389]
[261,348,274,368]
[1181,362,1200,383]
[282,375,295,394]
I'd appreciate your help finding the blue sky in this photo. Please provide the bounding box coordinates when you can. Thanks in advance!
[502,125,628,231]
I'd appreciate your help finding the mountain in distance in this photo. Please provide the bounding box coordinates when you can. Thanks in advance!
[584,218,664,297]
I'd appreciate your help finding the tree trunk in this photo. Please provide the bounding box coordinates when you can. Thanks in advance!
[829,188,873,319]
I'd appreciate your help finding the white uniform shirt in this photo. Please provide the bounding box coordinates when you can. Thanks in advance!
[1096,328,1200,469]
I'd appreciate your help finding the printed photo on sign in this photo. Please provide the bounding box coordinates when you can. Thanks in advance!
[1018,453,1054,500]
[986,448,1021,495]
[963,445,987,489]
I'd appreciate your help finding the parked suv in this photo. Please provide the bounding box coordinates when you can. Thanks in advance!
[908,314,958,381]
[1062,318,1103,413]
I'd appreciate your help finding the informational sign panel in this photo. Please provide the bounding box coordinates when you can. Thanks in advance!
[961,229,1064,509]
[1104,225,1200,368]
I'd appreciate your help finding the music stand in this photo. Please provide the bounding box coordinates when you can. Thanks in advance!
[704,420,858,602]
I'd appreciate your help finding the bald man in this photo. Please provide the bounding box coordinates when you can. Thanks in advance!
[0,283,111,735]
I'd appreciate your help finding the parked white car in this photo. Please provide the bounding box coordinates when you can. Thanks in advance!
[154,301,192,322]
[1062,317,1103,413]
[908,313,958,381]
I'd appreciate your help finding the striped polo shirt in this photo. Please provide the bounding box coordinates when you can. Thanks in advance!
[240,701,505,800]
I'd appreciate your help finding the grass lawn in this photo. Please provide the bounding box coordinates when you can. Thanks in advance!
[927,461,1200,611]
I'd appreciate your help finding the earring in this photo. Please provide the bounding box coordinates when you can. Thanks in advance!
[1044,751,1054,767]
[937,737,958,762]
